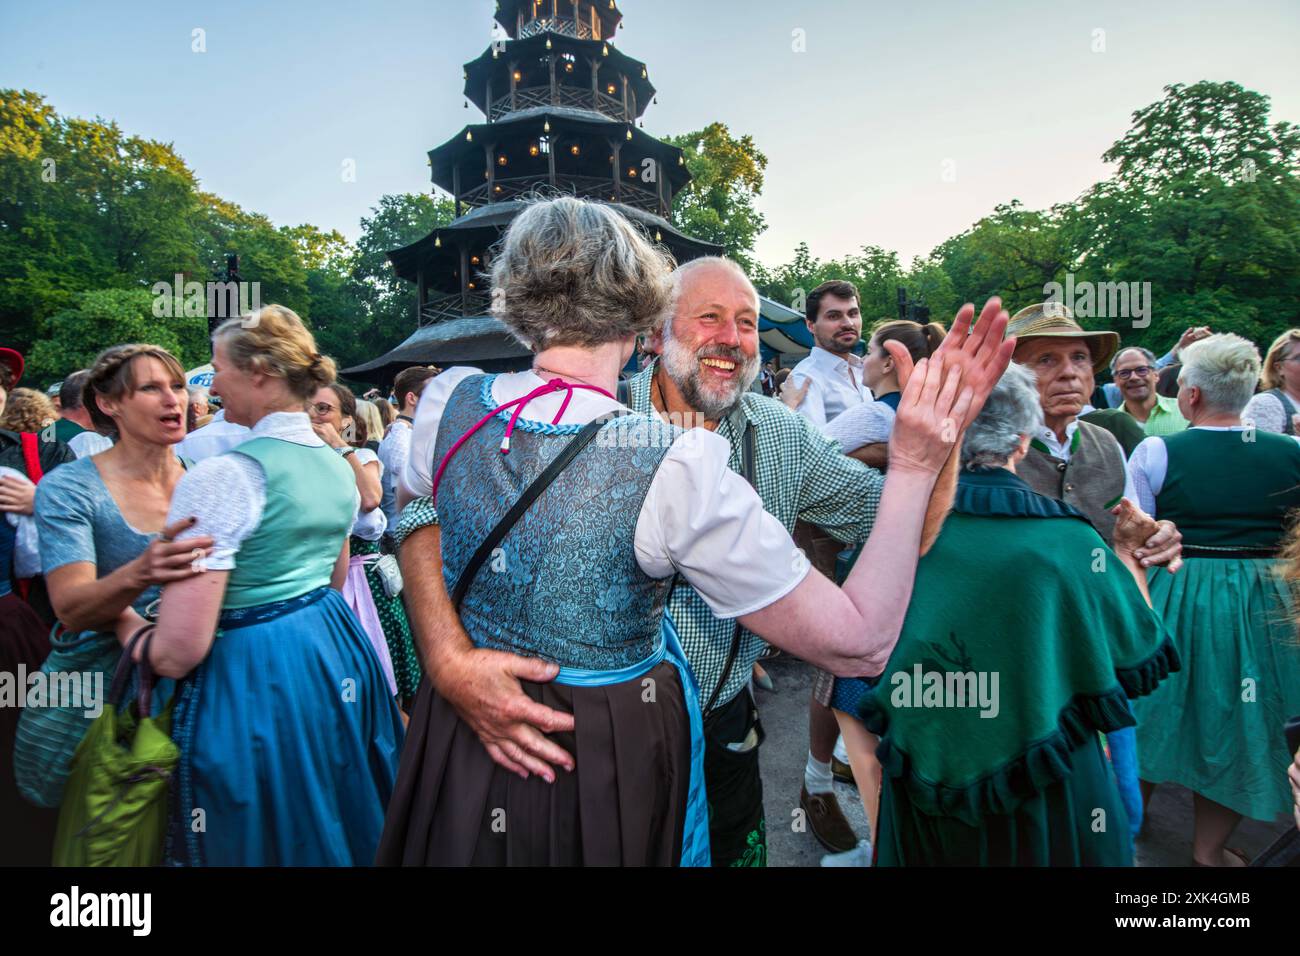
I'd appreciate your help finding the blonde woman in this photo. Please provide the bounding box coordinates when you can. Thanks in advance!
[354,399,385,453]
[115,305,403,866]
[1242,328,1300,434]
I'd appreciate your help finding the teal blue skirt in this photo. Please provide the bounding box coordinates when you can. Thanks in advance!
[167,587,404,866]
[1134,557,1300,821]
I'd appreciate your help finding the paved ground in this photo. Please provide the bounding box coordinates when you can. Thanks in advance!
[755,653,1290,867]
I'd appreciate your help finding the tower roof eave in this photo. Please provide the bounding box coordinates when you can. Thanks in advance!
[494,0,624,40]
[462,33,655,117]
[387,200,722,283]
[427,112,692,194]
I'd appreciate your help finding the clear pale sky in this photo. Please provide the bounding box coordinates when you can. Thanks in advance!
[3,0,1297,268]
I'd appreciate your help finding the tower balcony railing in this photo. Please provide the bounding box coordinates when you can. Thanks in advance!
[419,290,492,326]
[460,173,662,215]
[490,85,629,122]
[519,16,594,40]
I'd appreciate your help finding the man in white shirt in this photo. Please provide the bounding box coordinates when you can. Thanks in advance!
[378,366,438,529]
[786,279,874,838]
[175,406,250,463]
[788,279,871,430]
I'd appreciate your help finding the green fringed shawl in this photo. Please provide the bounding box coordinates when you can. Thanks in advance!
[859,467,1179,825]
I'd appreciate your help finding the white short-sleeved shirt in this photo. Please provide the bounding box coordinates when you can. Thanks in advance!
[1242,391,1295,435]
[377,419,413,527]
[175,409,252,464]
[67,431,114,459]
[169,412,359,570]
[402,367,809,620]
[349,447,387,542]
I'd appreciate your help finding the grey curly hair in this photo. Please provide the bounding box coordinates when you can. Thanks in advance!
[489,196,677,351]
[960,362,1045,471]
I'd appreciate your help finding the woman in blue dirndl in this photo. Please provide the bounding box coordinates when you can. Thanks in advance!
[115,306,403,866]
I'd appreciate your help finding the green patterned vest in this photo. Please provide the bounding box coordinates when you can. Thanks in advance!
[224,437,357,609]
[1154,428,1300,552]
[1018,420,1127,544]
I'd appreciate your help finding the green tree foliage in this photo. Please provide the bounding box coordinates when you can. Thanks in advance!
[755,80,1299,357]
[347,193,456,364]
[26,288,208,383]
[665,123,768,271]
[0,90,205,352]
[1071,81,1300,351]
[6,81,1297,384]
[932,201,1077,313]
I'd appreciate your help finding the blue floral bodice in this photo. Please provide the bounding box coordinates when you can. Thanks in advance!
[434,374,679,669]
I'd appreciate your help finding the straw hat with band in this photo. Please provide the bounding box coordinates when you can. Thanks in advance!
[1006,302,1120,374]
[0,348,23,388]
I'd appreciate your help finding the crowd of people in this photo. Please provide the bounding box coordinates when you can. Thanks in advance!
[1,195,1299,868]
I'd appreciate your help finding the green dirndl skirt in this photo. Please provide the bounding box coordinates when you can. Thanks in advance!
[1133,557,1300,821]
[874,733,1133,866]
[350,536,423,704]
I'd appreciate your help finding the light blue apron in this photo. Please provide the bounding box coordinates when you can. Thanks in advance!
[548,612,710,867]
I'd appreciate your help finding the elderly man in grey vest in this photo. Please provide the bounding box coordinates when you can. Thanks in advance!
[1009,302,1183,569]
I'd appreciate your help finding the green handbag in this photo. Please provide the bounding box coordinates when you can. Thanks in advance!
[52,628,177,867]
[14,626,122,807]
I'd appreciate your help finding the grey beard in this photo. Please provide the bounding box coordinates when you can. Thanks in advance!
[660,327,760,420]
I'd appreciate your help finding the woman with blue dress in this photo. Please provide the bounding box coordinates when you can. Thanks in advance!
[13,345,212,862]
[114,305,403,866]
[377,196,1014,866]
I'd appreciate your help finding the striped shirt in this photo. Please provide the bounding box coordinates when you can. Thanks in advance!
[626,362,884,709]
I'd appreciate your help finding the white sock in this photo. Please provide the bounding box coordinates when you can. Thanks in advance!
[832,734,849,765]
[805,752,834,795]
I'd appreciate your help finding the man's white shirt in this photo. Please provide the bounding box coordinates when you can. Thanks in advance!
[175,409,251,463]
[788,346,871,429]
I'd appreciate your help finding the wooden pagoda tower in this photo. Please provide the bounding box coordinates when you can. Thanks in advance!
[344,0,723,382]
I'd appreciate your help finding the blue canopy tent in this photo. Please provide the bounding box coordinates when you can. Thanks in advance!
[758,295,812,365]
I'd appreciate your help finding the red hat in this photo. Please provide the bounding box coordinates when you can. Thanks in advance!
[0,348,23,387]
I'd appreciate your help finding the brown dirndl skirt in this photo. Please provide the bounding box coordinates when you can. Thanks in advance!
[377,660,691,866]
[0,590,60,865]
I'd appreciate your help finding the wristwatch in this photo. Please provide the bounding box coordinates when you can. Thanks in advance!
[335,445,357,460]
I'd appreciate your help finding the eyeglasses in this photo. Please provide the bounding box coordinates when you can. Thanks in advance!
[1114,366,1153,380]
[309,402,337,416]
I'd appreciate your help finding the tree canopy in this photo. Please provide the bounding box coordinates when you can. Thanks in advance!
[3,80,1297,385]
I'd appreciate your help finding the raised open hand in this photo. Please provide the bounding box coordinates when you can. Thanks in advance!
[884,298,1015,431]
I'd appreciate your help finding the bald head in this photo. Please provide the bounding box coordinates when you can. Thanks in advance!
[666,257,759,332]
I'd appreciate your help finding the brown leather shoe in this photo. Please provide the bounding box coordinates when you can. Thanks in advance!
[800,786,858,853]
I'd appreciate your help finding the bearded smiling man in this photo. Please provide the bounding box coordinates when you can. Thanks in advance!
[393,255,1012,867]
